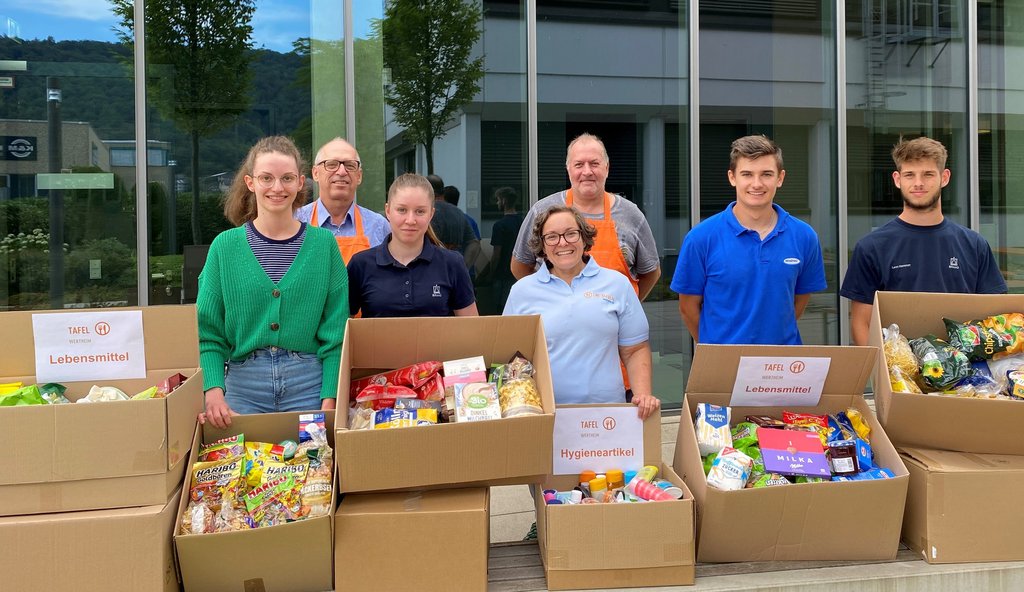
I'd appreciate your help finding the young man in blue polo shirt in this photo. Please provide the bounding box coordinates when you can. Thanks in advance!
[671,135,827,344]
[841,136,1006,345]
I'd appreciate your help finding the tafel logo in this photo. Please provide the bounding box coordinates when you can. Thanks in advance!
[603,416,616,431]
[789,360,805,374]
[94,321,111,336]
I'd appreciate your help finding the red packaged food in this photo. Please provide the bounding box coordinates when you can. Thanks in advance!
[782,411,829,446]
[414,373,445,401]
[354,384,418,410]
[349,361,443,399]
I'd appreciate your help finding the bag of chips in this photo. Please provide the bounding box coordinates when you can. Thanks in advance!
[945,313,1024,361]
[782,411,829,446]
[910,335,972,391]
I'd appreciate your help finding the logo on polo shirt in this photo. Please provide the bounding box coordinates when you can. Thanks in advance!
[583,291,615,302]
[432,284,442,298]
[949,257,960,270]
[783,258,800,265]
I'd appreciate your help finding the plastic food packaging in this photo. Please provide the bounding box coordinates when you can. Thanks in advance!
[631,478,676,501]
[706,448,753,491]
[0,385,46,406]
[39,383,70,404]
[945,313,1024,361]
[349,361,443,399]
[495,353,545,418]
[199,434,245,462]
[181,455,246,534]
[77,385,130,403]
[883,323,922,388]
[695,403,732,456]
[910,335,972,391]
[454,382,502,422]
[782,411,829,446]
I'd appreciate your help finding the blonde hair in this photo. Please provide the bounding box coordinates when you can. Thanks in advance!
[223,136,309,226]
[387,173,443,247]
[892,136,948,171]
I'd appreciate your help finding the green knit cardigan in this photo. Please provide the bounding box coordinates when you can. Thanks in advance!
[197,224,349,400]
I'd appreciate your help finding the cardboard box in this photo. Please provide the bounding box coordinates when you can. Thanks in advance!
[871,291,1024,454]
[674,344,910,562]
[174,411,336,592]
[536,407,695,589]
[335,488,490,591]
[336,316,556,493]
[0,305,203,515]
[0,487,181,592]
[900,447,1024,564]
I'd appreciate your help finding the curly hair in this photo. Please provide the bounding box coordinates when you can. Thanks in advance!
[223,135,309,226]
[527,205,597,267]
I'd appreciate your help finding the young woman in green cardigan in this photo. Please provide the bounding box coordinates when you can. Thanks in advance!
[197,136,349,429]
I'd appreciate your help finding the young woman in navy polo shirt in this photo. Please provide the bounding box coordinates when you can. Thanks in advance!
[346,174,478,318]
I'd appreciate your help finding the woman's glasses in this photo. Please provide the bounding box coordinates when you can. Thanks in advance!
[542,229,582,246]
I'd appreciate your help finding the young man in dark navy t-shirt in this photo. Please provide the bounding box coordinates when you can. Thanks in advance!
[840,136,1007,345]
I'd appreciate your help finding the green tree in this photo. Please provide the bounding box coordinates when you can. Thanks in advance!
[381,0,485,174]
[111,0,256,244]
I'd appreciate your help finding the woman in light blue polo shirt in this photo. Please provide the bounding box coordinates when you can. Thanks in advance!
[347,174,478,318]
[503,205,660,420]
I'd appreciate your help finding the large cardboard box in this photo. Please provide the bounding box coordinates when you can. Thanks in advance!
[336,316,556,493]
[0,487,181,592]
[900,447,1024,564]
[675,344,910,562]
[536,407,695,590]
[0,305,202,515]
[335,488,490,591]
[174,411,336,592]
[871,291,1024,454]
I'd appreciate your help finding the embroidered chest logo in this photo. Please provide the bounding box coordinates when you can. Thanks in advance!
[949,257,960,270]
[432,284,442,298]
[583,291,615,303]
[783,258,800,265]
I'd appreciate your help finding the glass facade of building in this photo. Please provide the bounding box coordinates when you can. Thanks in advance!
[1,0,1021,405]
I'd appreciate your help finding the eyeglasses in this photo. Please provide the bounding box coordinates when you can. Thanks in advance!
[316,159,361,173]
[252,173,301,188]
[542,229,582,246]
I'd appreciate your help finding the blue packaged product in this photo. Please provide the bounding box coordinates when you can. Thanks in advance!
[832,467,894,482]
[826,415,852,443]
[855,437,874,470]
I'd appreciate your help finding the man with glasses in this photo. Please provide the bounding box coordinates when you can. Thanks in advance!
[295,137,389,263]
[510,133,661,301]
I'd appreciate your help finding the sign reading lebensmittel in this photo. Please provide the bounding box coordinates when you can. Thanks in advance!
[32,310,146,382]
[730,356,831,407]
[552,406,644,475]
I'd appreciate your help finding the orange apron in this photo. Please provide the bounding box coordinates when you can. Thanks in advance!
[565,190,637,391]
[310,202,371,265]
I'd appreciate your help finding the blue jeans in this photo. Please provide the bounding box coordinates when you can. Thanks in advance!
[224,347,323,414]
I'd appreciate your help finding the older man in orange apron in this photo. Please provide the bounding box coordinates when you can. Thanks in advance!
[295,138,390,264]
[510,133,662,393]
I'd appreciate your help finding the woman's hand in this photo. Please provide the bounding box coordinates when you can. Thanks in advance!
[199,387,238,429]
[320,398,337,411]
[631,392,661,420]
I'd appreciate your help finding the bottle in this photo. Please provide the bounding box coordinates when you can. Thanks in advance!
[588,476,608,501]
[624,465,659,495]
[606,469,625,490]
[579,470,596,497]
[631,478,675,502]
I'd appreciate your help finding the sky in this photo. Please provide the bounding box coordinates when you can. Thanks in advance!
[0,0,375,54]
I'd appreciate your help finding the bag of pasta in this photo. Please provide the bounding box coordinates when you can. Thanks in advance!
[496,352,544,418]
[883,324,921,393]
[910,335,972,391]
